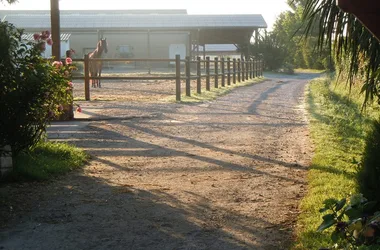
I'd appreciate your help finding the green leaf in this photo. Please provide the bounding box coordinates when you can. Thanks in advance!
[331,230,341,243]
[317,218,336,232]
[363,201,377,213]
[335,198,346,211]
[345,207,362,220]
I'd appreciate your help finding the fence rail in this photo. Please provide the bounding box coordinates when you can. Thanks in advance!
[72,54,264,101]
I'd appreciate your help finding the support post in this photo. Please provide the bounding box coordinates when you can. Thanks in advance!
[237,59,241,82]
[233,58,236,84]
[206,56,210,91]
[84,54,90,101]
[197,56,201,94]
[241,59,245,82]
[176,54,181,101]
[221,57,225,87]
[250,59,253,79]
[186,56,191,96]
[147,29,151,74]
[50,0,60,60]
[214,57,219,88]
[246,60,249,80]
[227,58,231,85]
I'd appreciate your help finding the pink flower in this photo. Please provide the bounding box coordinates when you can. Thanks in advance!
[38,42,46,52]
[65,57,73,65]
[46,38,53,46]
[52,61,63,68]
[40,30,50,40]
[33,33,41,40]
[67,82,73,88]
[76,106,82,113]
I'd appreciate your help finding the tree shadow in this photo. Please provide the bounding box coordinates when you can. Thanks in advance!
[0,172,292,249]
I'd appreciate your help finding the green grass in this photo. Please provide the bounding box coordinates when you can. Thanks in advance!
[8,141,88,181]
[163,77,265,103]
[294,68,326,74]
[293,76,380,249]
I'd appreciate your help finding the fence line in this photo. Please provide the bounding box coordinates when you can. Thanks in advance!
[72,55,264,101]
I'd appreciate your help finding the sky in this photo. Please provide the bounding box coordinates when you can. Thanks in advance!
[0,0,291,30]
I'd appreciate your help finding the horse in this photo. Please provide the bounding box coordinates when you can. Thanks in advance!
[88,38,108,88]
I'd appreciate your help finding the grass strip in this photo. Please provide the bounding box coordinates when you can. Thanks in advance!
[293,76,380,249]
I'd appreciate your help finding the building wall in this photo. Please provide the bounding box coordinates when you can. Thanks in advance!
[67,31,188,57]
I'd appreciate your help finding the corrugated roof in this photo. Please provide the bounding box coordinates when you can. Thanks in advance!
[21,33,71,41]
[1,11,267,30]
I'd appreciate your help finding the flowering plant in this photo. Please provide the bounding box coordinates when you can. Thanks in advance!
[0,23,75,155]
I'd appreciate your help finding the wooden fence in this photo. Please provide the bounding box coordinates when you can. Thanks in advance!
[72,55,264,101]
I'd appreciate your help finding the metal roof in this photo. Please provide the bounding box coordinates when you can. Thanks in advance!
[0,10,267,44]
[21,33,71,41]
[0,11,267,30]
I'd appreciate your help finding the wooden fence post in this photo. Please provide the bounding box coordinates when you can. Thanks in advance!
[261,59,264,77]
[176,55,181,101]
[233,58,236,84]
[250,59,253,79]
[206,57,210,91]
[237,59,241,82]
[185,56,191,96]
[255,58,258,78]
[221,57,225,87]
[227,58,231,85]
[214,57,219,88]
[197,56,201,94]
[246,60,249,80]
[84,54,90,101]
[242,59,246,82]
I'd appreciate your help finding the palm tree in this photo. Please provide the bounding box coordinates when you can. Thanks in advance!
[301,0,380,105]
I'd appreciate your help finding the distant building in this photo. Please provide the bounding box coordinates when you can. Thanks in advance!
[1,9,267,66]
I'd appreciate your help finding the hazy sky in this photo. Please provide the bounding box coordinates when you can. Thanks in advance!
[0,0,291,30]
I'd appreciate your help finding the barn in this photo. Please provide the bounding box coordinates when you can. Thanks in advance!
[0,9,267,66]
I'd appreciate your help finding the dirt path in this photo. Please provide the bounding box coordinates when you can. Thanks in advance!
[0,73,316,250]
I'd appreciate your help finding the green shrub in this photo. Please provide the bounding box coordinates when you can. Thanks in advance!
[0,22,75,155]
[359,121,380,208]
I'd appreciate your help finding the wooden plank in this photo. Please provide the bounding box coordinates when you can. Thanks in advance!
[84,54,90,101]
[176,55,181,101]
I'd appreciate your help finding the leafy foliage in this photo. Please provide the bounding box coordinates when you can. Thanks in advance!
[318,194,380,249]
[301,0,380,105]
[359,121,380,207]
[0,22,74,155]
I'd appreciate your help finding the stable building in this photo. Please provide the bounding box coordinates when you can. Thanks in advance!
[0,9,267,65]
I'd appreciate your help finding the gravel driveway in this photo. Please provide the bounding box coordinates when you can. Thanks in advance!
[0,73,318,250]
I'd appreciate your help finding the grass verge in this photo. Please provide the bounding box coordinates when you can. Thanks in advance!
[163,77,265,103]
[7,141,88,181]
[293,76,380,249]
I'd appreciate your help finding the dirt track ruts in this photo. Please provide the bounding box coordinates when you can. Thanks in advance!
[0,73,317,250]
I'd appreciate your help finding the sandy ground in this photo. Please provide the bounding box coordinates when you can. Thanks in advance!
[0,73,317,250]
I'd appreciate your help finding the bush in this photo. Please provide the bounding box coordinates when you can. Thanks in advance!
[0,22,74,156]
[318,194,380,249]
[359,120,380,208]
